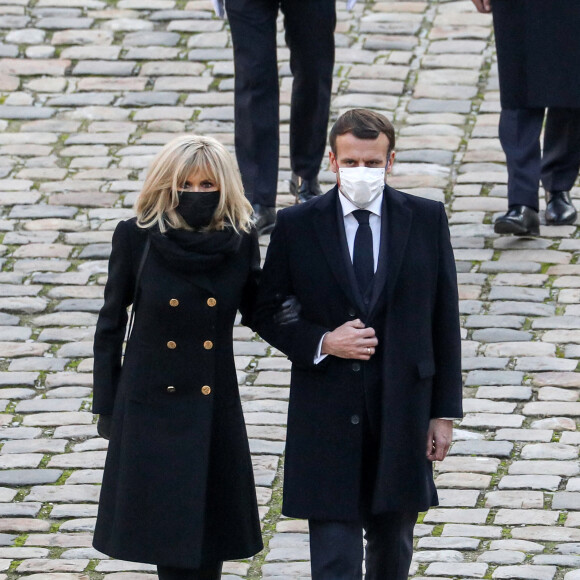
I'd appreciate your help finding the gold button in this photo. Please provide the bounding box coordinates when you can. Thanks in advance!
[169,298,179,307]
[207,297,216,307]
[167,340,177,349]
[167,386,176,393]
[201,385,211,395]
[203,340,213,350]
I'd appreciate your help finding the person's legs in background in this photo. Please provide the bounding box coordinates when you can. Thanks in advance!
[494,107,544,236]
[541,108,580,225]
[226,0,279,234]
[282,0,336,203]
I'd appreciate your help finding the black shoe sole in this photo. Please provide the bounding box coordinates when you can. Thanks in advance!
[494,220,540,237]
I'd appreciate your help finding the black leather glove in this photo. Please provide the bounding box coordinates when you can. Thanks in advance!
[274,295,301,326]
[97,415,112,440]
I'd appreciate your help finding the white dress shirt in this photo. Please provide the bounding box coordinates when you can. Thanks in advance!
[314,191,384,363]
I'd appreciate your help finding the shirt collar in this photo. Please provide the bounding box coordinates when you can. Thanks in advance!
[338,189,383,218]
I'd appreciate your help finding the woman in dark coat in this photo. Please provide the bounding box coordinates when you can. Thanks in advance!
[472,0,580,236]
[92,135,263,579]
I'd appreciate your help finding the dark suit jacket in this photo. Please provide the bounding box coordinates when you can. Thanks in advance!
[92,218,263,568]
[493,0,580,109]
[254,185,462,519]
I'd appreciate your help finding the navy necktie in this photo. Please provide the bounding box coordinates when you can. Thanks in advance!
[352,209,374,295]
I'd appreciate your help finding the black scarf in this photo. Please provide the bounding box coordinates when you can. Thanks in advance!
[148,224,243,273]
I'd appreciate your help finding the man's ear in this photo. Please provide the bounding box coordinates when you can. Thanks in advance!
[329,150,338,174]
[386,150,395,175]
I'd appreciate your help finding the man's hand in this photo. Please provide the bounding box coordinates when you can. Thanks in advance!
[426,418,453,462]
[471,0,491,13]
[321,319,378,360]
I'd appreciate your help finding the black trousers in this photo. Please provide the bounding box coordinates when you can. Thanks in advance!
[308,512,417,580]
[308,399,416,580]
[499,107,580,210]
[225,0,336,206]
[157,563,222,580]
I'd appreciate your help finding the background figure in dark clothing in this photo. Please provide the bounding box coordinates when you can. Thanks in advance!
[472,0,580,236]
[214,0,357,235]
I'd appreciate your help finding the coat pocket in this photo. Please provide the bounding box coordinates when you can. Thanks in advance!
[417,358,436,379]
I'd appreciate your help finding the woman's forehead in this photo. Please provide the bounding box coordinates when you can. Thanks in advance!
[183,163,216,182]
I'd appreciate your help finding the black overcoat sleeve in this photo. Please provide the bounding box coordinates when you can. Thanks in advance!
[431,204,463,419]
[253,211,329,368]
[239,227,261,330]
[92,220,136,415]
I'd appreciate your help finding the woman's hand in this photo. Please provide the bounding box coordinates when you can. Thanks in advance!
[274,295,302,326]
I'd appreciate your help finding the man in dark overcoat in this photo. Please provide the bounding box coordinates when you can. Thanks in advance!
[212,0,357,234]
[253,109,463,579]
[472,0,580,236]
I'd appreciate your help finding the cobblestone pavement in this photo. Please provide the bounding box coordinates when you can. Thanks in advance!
[0,0,578,579]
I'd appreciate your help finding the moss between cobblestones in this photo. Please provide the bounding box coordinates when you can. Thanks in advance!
[13,487,30,503]
[66,359,82,371]
[55,470,73,486]
[12,534,27,547]
[246,457,285,579]
[49,521,61,533]
[7,560,22,574]
[85,559,99,573]
[48,546,66,559]
[38,504,53,519]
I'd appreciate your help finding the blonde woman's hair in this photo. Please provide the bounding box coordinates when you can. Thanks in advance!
[135,134,253,233]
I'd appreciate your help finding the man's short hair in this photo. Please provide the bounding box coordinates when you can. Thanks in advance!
[329,109,395,154]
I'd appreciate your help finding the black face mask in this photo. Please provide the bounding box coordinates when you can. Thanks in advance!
[176,191,220,229]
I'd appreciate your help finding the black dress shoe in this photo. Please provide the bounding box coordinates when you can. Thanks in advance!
[252,203,276,236]
[494,205,540,236]
[290,173,322,203]
[545,190,577,225]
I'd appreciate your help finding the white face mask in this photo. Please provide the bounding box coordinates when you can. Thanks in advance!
[338,166,386,208]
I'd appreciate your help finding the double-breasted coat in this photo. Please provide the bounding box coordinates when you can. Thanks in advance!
[92,218,263,568]
[492,0,580,109]
[254,186,463,520]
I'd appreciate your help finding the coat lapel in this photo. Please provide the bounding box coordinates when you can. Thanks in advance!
[384,185,412,307]
[367,192,389,317]
[313,186,364,312]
